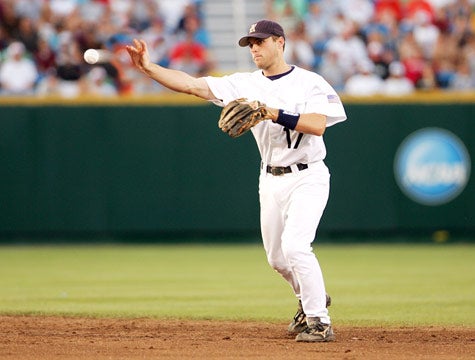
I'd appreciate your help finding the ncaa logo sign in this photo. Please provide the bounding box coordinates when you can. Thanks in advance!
[394,128,471,206]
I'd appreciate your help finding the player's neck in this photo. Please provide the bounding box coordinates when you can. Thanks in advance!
[261,62,292,77]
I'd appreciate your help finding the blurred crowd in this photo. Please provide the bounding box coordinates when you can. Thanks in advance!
[0,0,210,97]
[269,0,475,96]
[0,0,474,98]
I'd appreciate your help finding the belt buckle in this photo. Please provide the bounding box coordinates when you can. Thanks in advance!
[270,167,285,176]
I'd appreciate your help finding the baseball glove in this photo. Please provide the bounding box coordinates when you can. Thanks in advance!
[218,98,270,138]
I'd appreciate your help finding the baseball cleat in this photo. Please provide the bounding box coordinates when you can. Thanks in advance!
[287,300,306,334]
[287,294,332,334]
[295,318,335,342]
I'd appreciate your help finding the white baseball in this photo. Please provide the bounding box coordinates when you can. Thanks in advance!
[84,49,99,64]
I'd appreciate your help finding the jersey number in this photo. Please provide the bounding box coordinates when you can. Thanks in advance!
[284,128,304,149]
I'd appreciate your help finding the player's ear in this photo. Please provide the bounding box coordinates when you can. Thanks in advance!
[272,35,285,51]
[275,36,285,51]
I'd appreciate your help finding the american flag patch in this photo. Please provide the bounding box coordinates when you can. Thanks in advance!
[327,94,341,104]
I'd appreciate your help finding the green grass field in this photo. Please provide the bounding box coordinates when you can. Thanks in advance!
[0,243,474,327]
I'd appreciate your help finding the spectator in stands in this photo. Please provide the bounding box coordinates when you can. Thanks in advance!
[324,20,370,80]
[0,41,38,95]
[13,0,44,21]
[12,16,39,54]
[109,44,139,95]
[344,60,384,96]
[77,0,107,25]
[338,0,374,28]
[449,6,473,45]
[284,21,316,70]
[48,0,79,20]
[360,9,391,44]
[432,28,459,66]
[318,47,347,91]
[75,23,104,55]
[140,17,172,67]
[463,34,475,76]
[417,61,438,89]
[0,0,19,39]
[34,37,57,79]
[433,26,462,86]
[106,0,133,29]
[382,61,415,95]
[374,0,404,23]
[303,1,330,46]
[54,36,84,98]
[412,10,440,59]
[427,0,456,10]
[126,0,159,32]
[0,25,9,52]
[405,0,436,23]
[36,8,61,52]
[35,69,61,97]
[266,0,308,33]
[176,7,210,48]
[449,59,475,90]
[399,31,427,86]
[366,35,392,80]
[158,0,193,33]
[374,4,403,55]
[303,0,341,68]
[168,9,214,77]
[432,4,451,32]
[434,58,456,87]
[325,9,348,38]
[84,66,118,97]
[168,35,209,77]
[267,0,309,19]
[310,0,340,19]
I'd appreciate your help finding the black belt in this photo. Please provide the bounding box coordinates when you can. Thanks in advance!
[266,163,308,176]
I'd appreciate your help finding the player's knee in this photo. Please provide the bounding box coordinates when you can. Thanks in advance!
[267,258,291,275]
[281,243,312,265]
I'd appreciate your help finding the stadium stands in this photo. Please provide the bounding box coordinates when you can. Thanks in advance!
[0,0,473,97]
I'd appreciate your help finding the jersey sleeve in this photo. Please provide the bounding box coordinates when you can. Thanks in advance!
[204,73,245,107]
[306,74,347,127]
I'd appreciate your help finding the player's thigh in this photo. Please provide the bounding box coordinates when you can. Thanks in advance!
[259,173,286,261]
[284,166,330,244]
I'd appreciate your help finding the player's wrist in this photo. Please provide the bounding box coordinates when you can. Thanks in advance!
[274,109,300,130]
[141,61,154,74]
[265,107,279,121]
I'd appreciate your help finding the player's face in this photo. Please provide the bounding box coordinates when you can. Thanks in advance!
[248,37,281,70]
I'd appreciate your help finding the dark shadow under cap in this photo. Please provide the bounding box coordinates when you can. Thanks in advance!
[238,20,285,47]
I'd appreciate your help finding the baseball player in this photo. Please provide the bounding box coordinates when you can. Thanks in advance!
[126,19,347,342]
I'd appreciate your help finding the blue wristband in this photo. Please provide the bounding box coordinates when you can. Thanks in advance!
[276,109,300,130]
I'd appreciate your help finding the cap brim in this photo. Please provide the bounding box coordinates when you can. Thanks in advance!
[238,33,271,47]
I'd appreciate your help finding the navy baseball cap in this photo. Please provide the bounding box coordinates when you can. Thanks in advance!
[238,20,285,47]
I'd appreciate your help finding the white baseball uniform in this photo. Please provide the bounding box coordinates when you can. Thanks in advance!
[205,66,347,324]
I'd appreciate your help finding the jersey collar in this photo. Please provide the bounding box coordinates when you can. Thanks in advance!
[265,66,295,81]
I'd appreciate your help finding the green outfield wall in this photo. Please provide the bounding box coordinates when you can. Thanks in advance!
[1,96,474,239]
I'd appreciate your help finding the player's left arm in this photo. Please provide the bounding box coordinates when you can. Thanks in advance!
[265,108,327,136]
[263,81,345,136]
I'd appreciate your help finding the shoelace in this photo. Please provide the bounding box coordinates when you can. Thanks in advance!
[305,322,326,333]
[293,310,305,323]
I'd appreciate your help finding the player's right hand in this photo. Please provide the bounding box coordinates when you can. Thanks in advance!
[126,39,151,73]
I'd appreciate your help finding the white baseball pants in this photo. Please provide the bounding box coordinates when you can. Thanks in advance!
[259,160,331,324]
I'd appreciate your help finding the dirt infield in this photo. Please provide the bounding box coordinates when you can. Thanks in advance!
[1,316,474,359]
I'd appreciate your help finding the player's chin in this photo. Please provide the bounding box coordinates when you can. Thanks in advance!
[253,58,265,69]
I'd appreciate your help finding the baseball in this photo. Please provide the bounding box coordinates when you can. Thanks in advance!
[84,49,99,64]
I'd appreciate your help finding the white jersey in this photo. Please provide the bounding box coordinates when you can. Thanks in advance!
[205,66,347,167]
